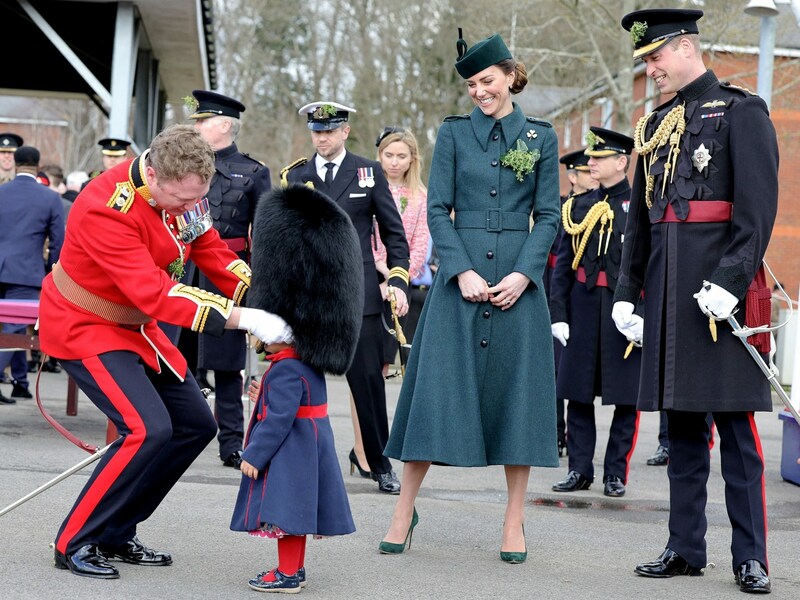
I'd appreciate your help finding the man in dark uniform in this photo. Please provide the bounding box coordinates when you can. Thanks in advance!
[550,149,598,456]
[0,132,23,184]
[283,101,410,494]
[81,138,133,191]
[614,9,776,594]
[183,89,272,469]
[550,127,641,498]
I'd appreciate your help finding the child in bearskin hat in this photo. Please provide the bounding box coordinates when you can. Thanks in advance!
[229,183,364,593]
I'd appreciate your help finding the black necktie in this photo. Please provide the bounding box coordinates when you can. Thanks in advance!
[324,162,335,186]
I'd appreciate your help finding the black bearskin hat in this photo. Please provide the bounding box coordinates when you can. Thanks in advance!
[248,184,364,374]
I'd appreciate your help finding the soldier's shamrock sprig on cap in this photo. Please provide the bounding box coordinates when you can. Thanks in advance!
[621,8,703,60]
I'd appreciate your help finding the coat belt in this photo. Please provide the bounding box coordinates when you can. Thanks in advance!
[576,266,608,287]
[51,263,151,325]
[654,200,732,223]
[258,403,328,421]
[454,209,530,232]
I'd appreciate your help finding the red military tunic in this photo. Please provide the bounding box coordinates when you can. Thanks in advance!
[38,153,250,376]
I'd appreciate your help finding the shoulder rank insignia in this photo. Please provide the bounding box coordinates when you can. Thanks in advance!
[106,181,136,213]
[279,157,308,188]
[701,100,726,109]
[721,81,755,95]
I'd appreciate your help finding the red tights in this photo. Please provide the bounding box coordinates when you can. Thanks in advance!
[260,535,306,579]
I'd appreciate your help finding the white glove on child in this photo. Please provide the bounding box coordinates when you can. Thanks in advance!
[237,307,294,345]
[551,322,569,347]
[694,281,738,319]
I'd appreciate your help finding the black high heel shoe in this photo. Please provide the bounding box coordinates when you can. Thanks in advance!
[349,448,372,479]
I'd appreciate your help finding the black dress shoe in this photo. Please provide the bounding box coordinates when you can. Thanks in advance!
[634,548,704,578]
[647,445,669,466]
[603,475,626,497]
[55,544,120,579]
[11,382,32,399]
[373,470,401,494]
[99,536,172,566]
[0,390,15,405]
[552,470,592,492]
[41,360,62,373]
[222,450,243,469]
[735,560,771,593]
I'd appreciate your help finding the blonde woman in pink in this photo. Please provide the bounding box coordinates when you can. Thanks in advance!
[347,127,430,479]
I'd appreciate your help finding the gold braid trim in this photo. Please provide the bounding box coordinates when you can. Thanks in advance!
[633,104,686,209]
[561,195,614,271]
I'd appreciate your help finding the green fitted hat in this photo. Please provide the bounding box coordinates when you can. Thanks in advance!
[455,31,512,79]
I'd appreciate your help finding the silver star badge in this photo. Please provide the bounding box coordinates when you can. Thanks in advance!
[692,143,712,173]
[526,129,537,139]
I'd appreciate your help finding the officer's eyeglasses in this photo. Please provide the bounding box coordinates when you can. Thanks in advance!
[375,126,406,147]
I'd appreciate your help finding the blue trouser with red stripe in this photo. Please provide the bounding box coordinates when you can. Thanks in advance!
[666,410,768,573]
[54,351,217,555]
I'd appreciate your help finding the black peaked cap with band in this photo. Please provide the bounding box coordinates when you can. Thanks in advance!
[621,8,703,60]
[298,101,356,131]
[559,148,591,171]
[248,184,364,375]
[98,138,131,157]
[0,132,23,152]
[584,127,634,157]
[188,90,246,120]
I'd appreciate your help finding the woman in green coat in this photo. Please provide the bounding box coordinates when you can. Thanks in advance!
[380,31,560,563]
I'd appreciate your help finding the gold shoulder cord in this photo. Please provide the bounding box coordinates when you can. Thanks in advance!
[633,104,686,208]
[562,194,614,271]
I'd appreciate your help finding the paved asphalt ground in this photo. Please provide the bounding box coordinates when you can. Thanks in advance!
[1,365,798,599]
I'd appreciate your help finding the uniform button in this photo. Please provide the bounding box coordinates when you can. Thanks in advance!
[490,189,497,197]
[491,160,498,167]
[487,281,493,287]
[492,134,500,141]
[480,339,488,348]
[487,251,494,259]
[483,310,490,318]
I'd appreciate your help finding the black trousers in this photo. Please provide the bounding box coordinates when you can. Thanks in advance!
[566,401,639,483]
[666,410,768,572]
[347,314,392,474]
[54,351,217,555]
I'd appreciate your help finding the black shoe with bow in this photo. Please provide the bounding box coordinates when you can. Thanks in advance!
[634,548,704,578]
[603,475,626,497]
[99,536,172,566]
[735,560,771,594]
[552,470,593,492]
[647,445,669,466]
[55,544,120,579]
[373,470,401,494]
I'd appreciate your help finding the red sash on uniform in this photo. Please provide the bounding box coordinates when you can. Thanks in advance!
[656,200,770,352]
[576,266,608,287]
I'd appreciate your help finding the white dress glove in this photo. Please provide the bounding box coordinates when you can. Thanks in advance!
[237,307,294,345]
[551,322,569,347]
[623,315,644,344]
[612,301,635,334]
[694,281,738,319]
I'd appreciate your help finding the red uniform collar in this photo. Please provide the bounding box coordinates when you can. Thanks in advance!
[265,347,299,362]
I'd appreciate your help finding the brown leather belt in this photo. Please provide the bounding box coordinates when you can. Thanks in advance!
[655,200,732,223]
[576,266,608,287]
[52,263,151,325]
[224,237,248,252]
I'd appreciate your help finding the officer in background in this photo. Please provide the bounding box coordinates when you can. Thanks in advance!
[283,101,410,494]
[615,9,776,593]
[183,89,272,469]
[81,138,132,190]
[550,149,598,456]
[550,128,642,498]
[0,132,23,184]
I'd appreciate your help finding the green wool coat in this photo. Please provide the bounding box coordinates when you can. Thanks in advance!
[384,104,561,467]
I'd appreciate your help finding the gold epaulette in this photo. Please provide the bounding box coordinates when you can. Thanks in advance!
[280,157,308,188]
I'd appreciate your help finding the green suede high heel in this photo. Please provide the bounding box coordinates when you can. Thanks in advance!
[500,524,527,564]
[378,508,419,554]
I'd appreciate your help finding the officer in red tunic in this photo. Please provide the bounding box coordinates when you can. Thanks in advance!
[38,124,292,580]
